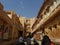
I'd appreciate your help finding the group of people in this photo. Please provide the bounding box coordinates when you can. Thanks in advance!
[17,34,55,45]
[17,33,39,45]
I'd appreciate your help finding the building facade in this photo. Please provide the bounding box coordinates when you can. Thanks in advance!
[0,3,12,40]
[32,0,60,41]
[0,3,23,40]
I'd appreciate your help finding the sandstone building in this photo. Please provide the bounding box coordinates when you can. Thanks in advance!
[0,0,60,42]
[32,0,60,41]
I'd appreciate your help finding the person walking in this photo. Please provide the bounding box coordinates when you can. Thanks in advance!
[41,35,55,45]
[18,35,25,45]
[33,38,39,45]
[26,33,31,45]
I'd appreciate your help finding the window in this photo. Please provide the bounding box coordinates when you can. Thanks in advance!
[49,26,52,30]
[46,5,50,13]
[44,12,46,15]
[40,14,43,19]
[53,24,57,28]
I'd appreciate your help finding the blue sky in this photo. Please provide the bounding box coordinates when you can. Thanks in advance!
[0,0,44,18]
